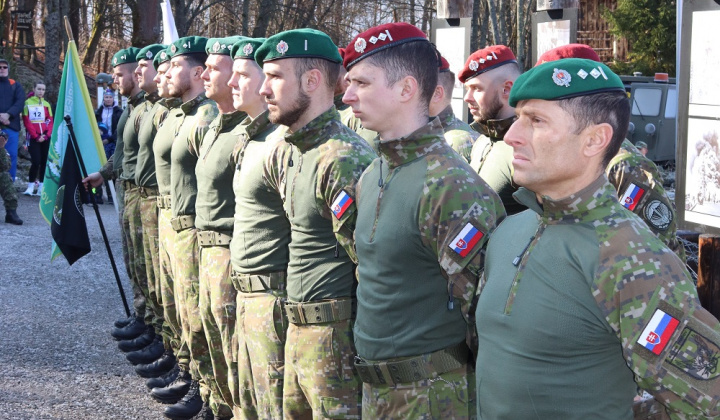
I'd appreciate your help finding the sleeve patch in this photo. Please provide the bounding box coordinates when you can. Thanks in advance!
[643,199,673,231]
[620,183,646,211]
[637,309,680,355]
[667,328,720,380]
[331,190,354,220]
[449,223,484,257]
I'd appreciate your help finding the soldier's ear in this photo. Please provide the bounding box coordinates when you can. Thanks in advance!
[302,68,323,93]
[501,80,513,100]
[398,75,419,104]
[582,122,613,160]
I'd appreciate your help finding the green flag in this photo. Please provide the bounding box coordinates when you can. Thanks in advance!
[40,40,106,260]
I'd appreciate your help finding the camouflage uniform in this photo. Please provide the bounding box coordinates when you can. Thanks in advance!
[153,97,187,367]
[264,107,375,419]
[169,93,223,415]
[475,175,720,419]
[195,109,246,415]
[469,117,525,215]
[229,111,288,419]
[435,105,477,163]
[353,118,505,419]
[0,146,17,212]
[606,139,685,261]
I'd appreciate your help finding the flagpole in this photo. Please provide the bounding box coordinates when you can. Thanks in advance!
[65,115,131,317]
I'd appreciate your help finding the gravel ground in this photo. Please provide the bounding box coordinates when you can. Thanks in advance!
[0,192,164,419]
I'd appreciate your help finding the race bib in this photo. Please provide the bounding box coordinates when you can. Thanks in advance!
[28,105,45,123]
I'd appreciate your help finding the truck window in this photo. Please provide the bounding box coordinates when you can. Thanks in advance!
[631,88,662,117]
[665,86,677,119]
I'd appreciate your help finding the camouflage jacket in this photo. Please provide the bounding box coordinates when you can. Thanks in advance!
[476,175,720,419]
[354,117,505,360]
[152,98,184,196]
[436,105,477,164]
[170,93,218,218]
[607,139,685,261]
[263,106,376,303]
[469,117,524,215]
[120,91,156,181]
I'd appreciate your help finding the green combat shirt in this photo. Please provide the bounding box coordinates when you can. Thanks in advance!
[111,91,146,179]
[264,106,376,303]
[153,98,184,196]
[606,139,685,261]
[230,111,290,274]
[134,94,167,187]
[476,175,720,419]
[170,94,218,218]
[469,117,525,215]
[353,118,505,361]
[436,105,477,164]
[195,110,246,232]
[121,91,155,181]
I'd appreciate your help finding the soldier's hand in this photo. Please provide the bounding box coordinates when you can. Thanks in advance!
[82,172,105,190]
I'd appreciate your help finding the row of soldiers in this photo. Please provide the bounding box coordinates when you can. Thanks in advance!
[84,20,720,420]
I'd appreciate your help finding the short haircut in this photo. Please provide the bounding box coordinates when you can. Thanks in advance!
[363,41,439,107]
[182,52,208,69]
[293,58,340,90]
[557,91,630,167]
[438,71,455,100]
[35,81,45,88]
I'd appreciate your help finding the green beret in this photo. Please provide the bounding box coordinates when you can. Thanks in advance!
[136,44,165,62]
[168,36,208,58]
[255,29,341,65]
[509,58,625,107]
[153,47,172,70]
[232,38,266,61]
[112,47,140,67]
[205,36,244,56]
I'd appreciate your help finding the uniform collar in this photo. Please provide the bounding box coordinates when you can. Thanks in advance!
[244,110,273,139]
[128,90,146,106]
[216,110,247,131]
[436,105,457,127]
[514,175,616,224]
[334,94,349,111]
[161,97,183,109]
[284,106,341,152]
[180,93,210,114]
[144,90,160,104]
[470,115,516,141]
[377,117,446,168]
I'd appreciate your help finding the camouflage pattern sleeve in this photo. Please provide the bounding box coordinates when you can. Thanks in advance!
[417,154,506,322]
[319,132,377,264]
[594,214,720,418]
[187,102,219,157]
[98,155,114,181]
[444,129,475,163]
[261,137,292,201]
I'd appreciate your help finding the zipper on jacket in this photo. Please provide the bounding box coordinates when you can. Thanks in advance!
[504,224,545,315]
[368,161,393,243]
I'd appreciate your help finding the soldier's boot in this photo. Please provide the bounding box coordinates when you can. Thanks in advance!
[5,209,23,225]
[111,316,145,340]
[114,313,136,328]
[126,336,164,365]
[118,327,155,352]
[189,403,213,420]
[146,363,180,390]
[136,350,176,378]
[163,380,203,419]
[151,368,192,404]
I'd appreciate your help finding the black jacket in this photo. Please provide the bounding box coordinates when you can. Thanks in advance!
[0,76,26,132]
[95,105,123,143]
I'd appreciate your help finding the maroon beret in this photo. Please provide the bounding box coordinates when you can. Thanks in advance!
[439,55,450,73]
[535,43,600,66]
[344,22,427,69]
[458,45,517,83]
[338,47,345,61]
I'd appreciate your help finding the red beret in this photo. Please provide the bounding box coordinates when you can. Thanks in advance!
[458,45,517,83]
[344,22,428,69]
[439,55,450,73]
[535,43,600,66]
[338,47,345,61]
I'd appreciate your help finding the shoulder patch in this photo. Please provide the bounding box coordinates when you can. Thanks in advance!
[449,222,484,258]
[667,328,720,380]
[643,199,673,231]
[331,190,354,219]
[638,309,680,355]
[620,183,646,211]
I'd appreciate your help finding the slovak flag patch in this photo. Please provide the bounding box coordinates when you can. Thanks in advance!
[620,183,645,211]
[637,309,680,355]
[331,190,354,219]
[449,223,484,258]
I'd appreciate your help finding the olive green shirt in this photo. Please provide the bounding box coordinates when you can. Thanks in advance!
[153,98,184,196]
[195,110,246,232]
[111,91,145,179]
[230,111,290,274]
[134,94,167,187]
[120,91,155,181]
[170,93,218,217]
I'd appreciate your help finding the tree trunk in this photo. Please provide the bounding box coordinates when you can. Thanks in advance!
[82,0,107,65]
[0,0,10,41]
[241,0,249,35]
[44,0,63,105]
[130,0,160,46]
[252,0,276,37]
[68,0,80,43]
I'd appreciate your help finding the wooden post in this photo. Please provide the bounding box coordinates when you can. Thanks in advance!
[697,234,720,320]
[10,15,18,57]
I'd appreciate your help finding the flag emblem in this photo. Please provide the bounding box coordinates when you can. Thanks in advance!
[449,223,484,258]
[621,183,645,211]
[637,309,680,355]
[331,190,354,219]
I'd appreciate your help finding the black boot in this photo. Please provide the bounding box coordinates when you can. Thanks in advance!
[136,350,176,378]
[126,336,164,365]
[114,313,136,328]
[146,364,180,390]
[5,209,23,225]
[111,316,145,341]
[163,380,203,419]
[118,328,155,352]
[152,368,192,404]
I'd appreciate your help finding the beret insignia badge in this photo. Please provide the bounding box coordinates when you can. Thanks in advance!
[354,37,367,53]
[243,43,254,56]
[552,68,572,87]
[276,40,289,55]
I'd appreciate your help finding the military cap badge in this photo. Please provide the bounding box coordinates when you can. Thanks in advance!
[552,68,571,87]
[469,60,479,72]
[161,51,167,60]
[213,41,221,53]
[146,51,153,59]
[113,57,118,65]
[170,44,177,54]
[242,43,254,56]
[183,42,189,49]
[354,37,367,53]
[577,69,588,79]
[276,40,289,55]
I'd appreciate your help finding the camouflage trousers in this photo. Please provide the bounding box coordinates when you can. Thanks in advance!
[114,180,133,294]
[231,280,288,420]
[283,319,361,419]
[139,190,170,346]
[173,226,217,411]
[158,207,189,370]
[1,150,17,211]
[121,184,147,320]
[198,244,236,418]
[361,364,475,420]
